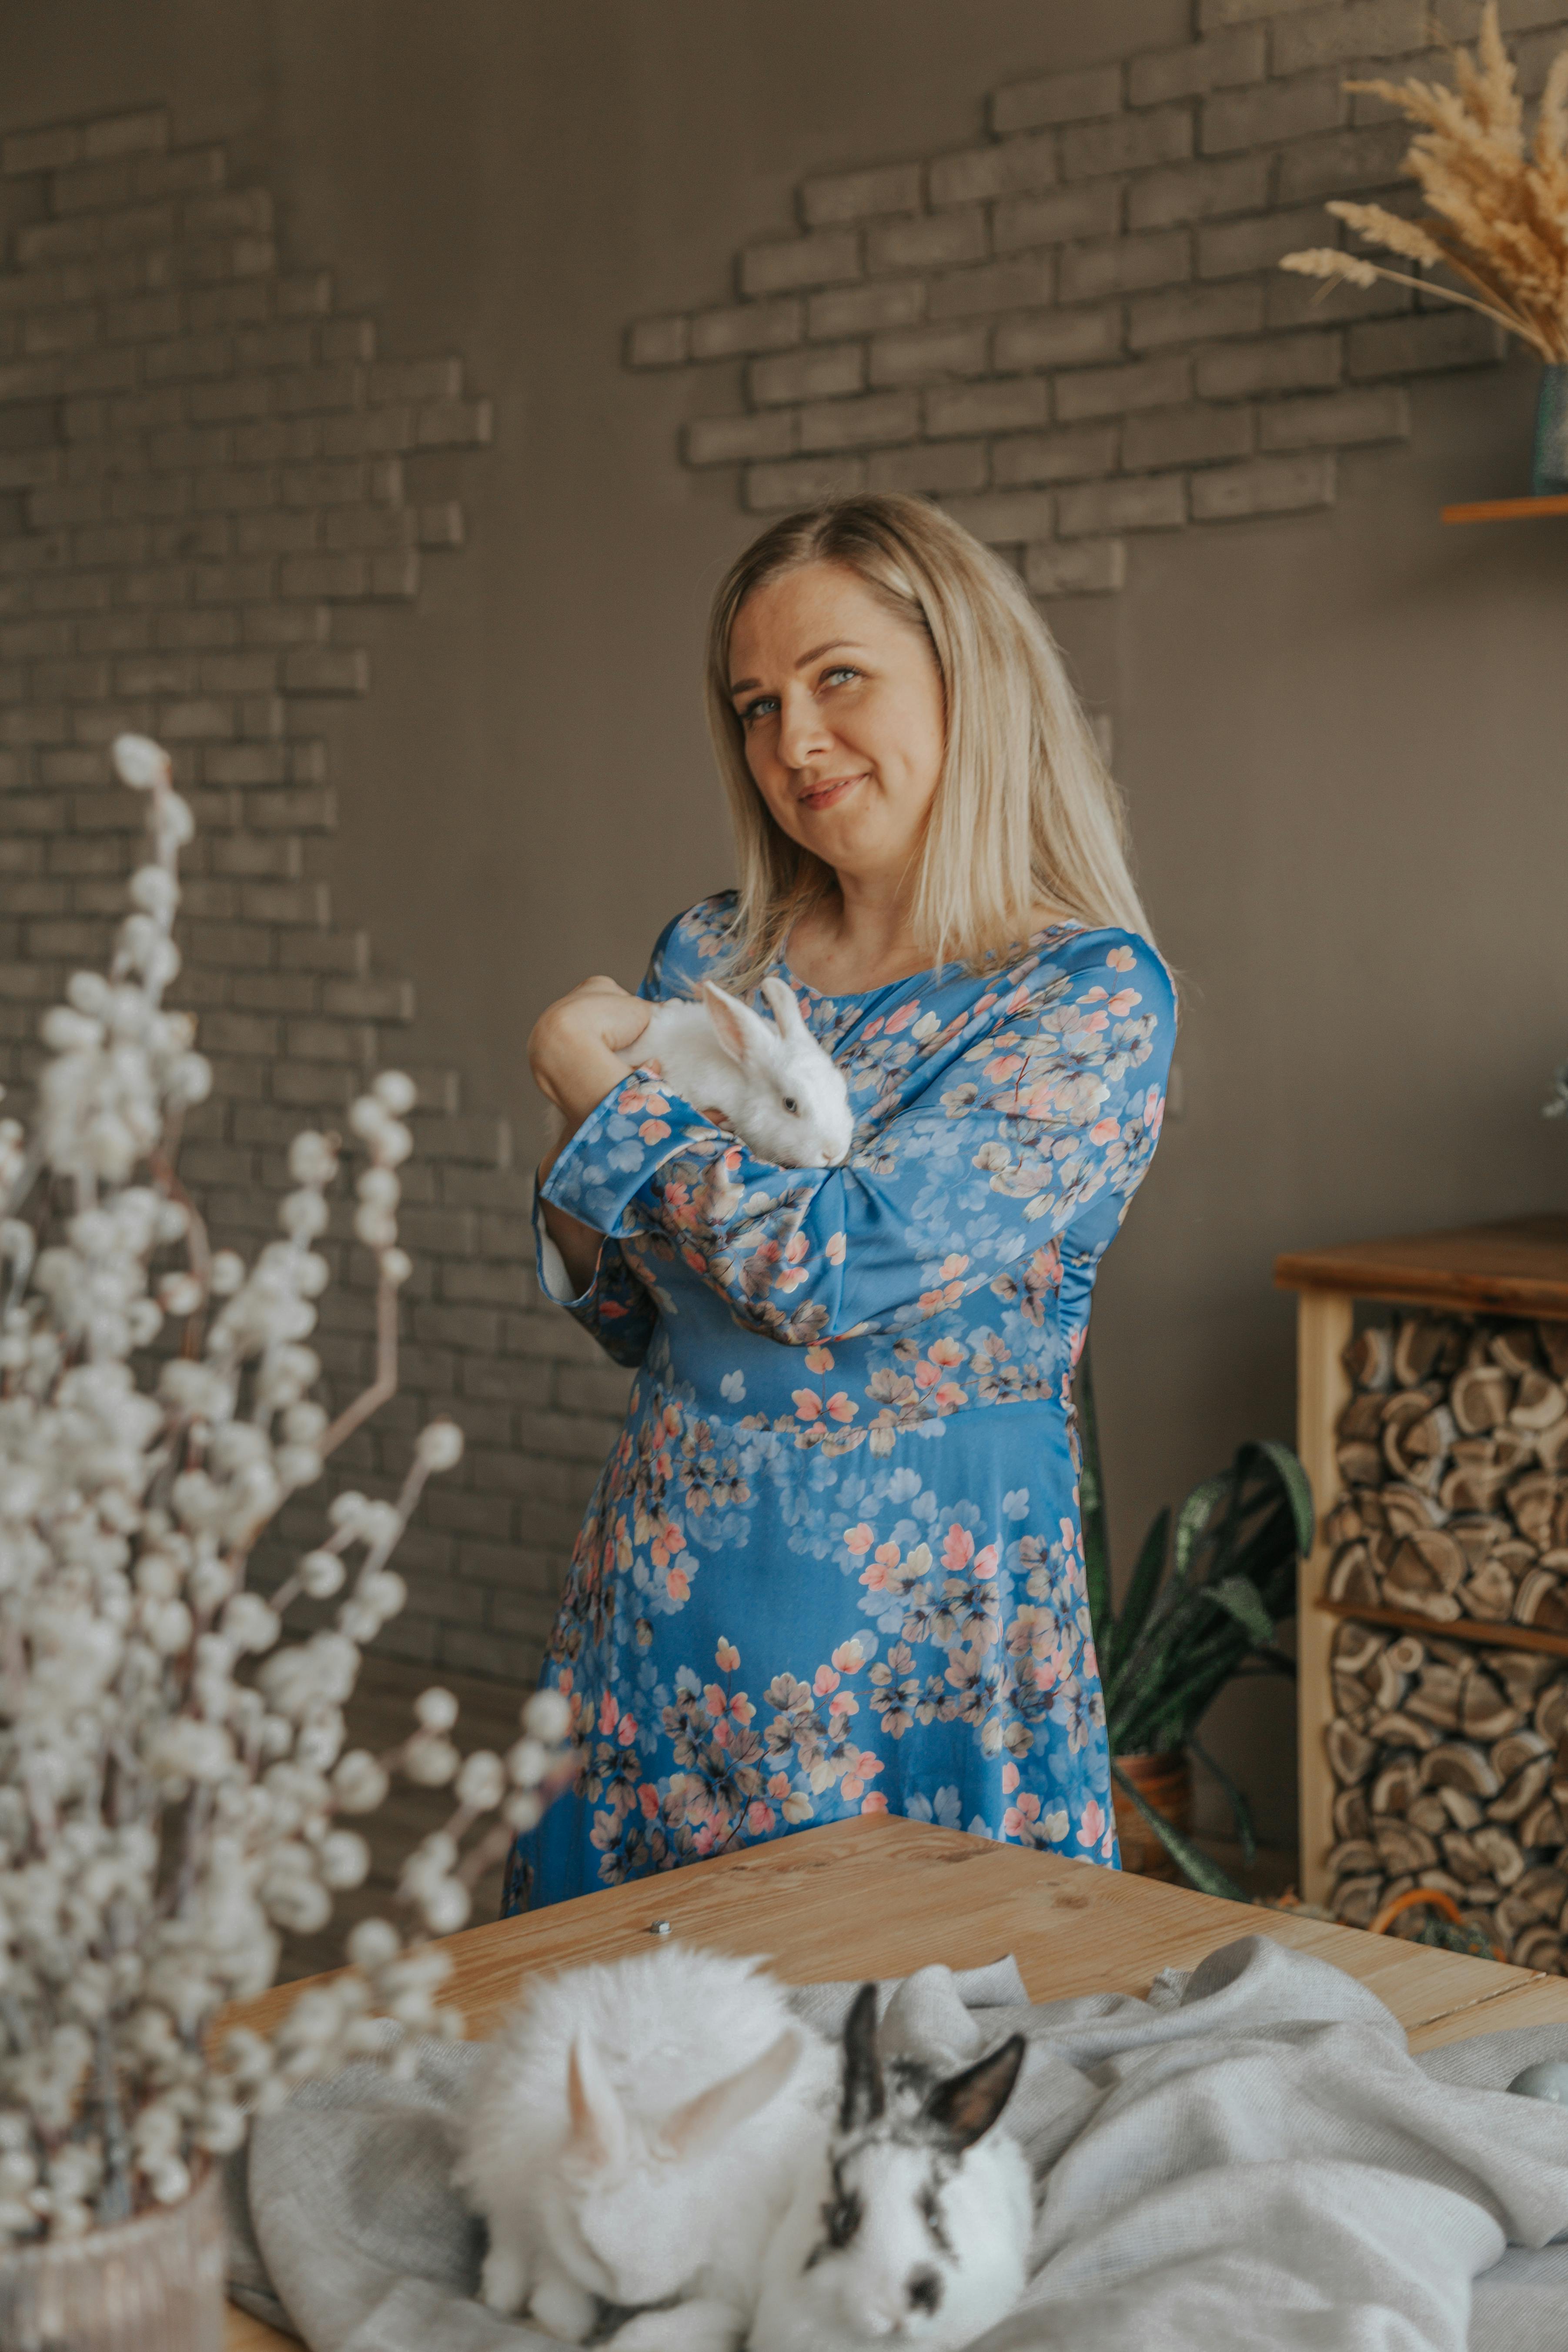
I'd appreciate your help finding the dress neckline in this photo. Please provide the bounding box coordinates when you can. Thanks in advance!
[777,917,1085,1006]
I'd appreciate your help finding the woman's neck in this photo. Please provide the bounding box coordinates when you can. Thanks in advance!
[782,877,932,997]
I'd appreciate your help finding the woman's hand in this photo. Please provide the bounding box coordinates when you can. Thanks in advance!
[532,977,653,1296]
[530,975,652,1134]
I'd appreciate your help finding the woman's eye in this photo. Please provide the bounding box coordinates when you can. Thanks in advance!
[738,696,777,726]
[822,666,859,687]
[782,1096,798,1114]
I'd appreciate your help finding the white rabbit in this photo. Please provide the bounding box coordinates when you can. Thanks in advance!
[639,975,853,1169]
[453,1941,837,2351]
[750,1981,1032,2352]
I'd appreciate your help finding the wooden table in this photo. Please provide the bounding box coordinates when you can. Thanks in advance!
[224,1812,1568,2349]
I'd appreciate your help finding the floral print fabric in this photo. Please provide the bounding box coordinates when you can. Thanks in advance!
[504,896,1173,1912]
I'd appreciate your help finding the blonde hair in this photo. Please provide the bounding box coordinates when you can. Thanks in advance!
[703,492,1156,992]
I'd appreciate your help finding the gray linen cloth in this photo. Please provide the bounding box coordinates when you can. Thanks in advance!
[224,1933,1568,2352]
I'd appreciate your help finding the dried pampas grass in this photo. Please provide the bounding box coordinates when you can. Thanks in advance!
[1280,3,1568,364]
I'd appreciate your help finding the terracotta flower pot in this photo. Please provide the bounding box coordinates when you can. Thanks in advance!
[1112,1748,1193,1882]
[0,2162,224,2352]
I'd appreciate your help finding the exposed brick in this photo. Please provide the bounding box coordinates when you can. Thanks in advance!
[741,228,861,296]
[1256,383,1410,448]
[323,974,417,1020]
[868,322,989,386]
[1055,354,1192,420]
[282,646,370,694]
[807,282,925,339]
[82,110,169,162]
[866,211,987,274]
[926,257,1053,321]
[939,487,1056,545]
[1346,310,1506,378]
[925,378,1048,437]
[1063,107,1194,181]
[994,305,1123,371]
[684,409,797,465]
[992,424,1121,485]
[1203,73,1346,155]
[1271,0,1429,73]
[1265,270,1409,331]
[1127,153,1272,231]
[993,183,1122,251]
[4,126,81,176]
[1123,401,1256,468]
[1127,280,1265,349]
[1127,26,1267,105]
[992,65,1124,136]
[1197,203,1327,278]
[798,389,919,451]
[626,314,690,368]
[750,342,864,405]
[929,134,1057,209]
[1059,230,1190,302]
[1199,0,1339,23]
[1195,330,1342,397]
[1189,449,1336,519]
[689,299,803,361]
[800,161,923,227]
[865,441,990,495]
[277,365,362,415]
[744,454,866,510]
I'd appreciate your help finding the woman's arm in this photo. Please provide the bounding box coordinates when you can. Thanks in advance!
[540,932,1174,1346]
[529,974,653,1295]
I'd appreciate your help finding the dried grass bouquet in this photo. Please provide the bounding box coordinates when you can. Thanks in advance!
[0,734,578,2243]
[1280,2,1568,364]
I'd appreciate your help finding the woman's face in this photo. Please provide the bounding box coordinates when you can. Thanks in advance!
[727,561,946,889]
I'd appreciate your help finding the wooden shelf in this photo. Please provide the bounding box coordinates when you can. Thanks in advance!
[1275,1214,1568,1322]
[1317,1596,1568,1664]
[1441,492,1568,524]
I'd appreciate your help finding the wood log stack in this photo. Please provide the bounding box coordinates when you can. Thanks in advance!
[1324,1311,1568,1966]
[1325,1616,1568,1967]
[1326,1316,1568,1632]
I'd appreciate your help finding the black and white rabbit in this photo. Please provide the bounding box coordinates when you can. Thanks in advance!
[453,1942,837,2350]
[750,1981,1032,2352]
[542,975,853,1171]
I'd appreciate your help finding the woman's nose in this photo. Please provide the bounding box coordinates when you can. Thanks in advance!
[776,689,834,770]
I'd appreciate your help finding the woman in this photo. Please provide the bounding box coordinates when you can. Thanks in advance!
[505,492,1173,1913]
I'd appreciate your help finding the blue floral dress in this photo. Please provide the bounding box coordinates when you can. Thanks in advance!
[503,895,1174,1912]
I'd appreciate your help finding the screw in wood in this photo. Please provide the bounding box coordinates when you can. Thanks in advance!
[649,1919,672,1935]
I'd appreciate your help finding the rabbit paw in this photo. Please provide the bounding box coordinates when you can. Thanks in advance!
[605,2298,744,2352]
[528,2270,598,2343]
[478,2244,529,2316]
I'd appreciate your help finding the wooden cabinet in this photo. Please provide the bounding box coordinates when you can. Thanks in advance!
[1276,1217,1568,1917]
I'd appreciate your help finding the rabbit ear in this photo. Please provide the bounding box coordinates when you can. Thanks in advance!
[759,975,808,1040]
[839,1982,884,2133]
[657,2027,802,2162]
[699,981,769,1069]
[921,2033,1026,2155]
[566,2029,628,2174]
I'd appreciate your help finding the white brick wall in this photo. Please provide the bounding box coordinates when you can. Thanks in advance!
[0,104,621,1687]
[626,4,1567,585]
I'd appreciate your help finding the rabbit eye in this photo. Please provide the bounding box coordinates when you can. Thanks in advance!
[781,1095,799,1114]
[823,2189,862,2248]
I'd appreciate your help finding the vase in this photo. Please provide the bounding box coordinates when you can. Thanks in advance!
[0,2162,225,2352]
[1531,363,1568,496]
[1112,1748,1192,1883]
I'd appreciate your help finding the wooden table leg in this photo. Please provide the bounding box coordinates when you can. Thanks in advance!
[1296,1288,1354,1905]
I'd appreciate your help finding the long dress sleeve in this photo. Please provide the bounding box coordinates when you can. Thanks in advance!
[539,927,1173,1351]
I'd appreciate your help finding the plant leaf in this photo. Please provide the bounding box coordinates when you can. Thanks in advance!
[1172,1474,1230,1579]
[1188,1733,1257,1864]
[1109,1505,1170,1683]
[1204,1573,1275,1646]
[1243,1439,1316,1558]
[1109,1760,1247,1902]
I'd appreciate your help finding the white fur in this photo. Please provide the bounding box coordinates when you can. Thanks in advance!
[453,1943,836,2349]
[638,977,853,1169]
[751,1992,1033,2352]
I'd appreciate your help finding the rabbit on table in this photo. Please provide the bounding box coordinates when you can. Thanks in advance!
[750,1981,1032,2352]
[453,1942,836,2352]
[543,976,853,1171]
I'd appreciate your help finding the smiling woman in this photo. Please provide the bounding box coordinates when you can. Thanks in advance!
[508,494,1175,1914]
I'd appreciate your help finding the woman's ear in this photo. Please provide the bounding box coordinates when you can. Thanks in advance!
[700,981,767,1066]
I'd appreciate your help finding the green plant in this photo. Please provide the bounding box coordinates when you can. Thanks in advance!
[1078,1352,1315,1901]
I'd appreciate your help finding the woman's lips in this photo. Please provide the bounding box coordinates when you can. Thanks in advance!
[796,771,866,812]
